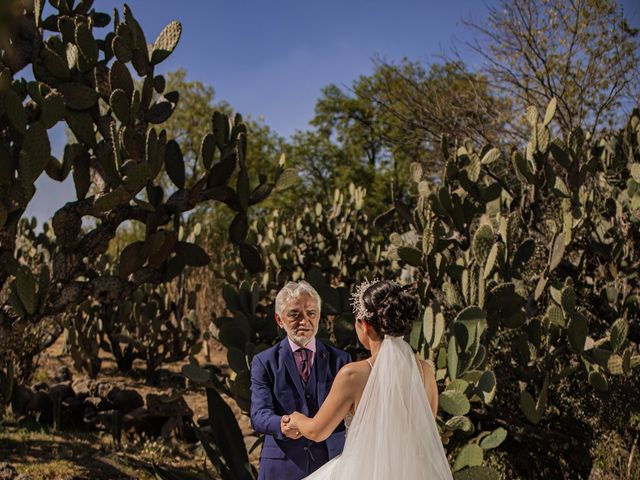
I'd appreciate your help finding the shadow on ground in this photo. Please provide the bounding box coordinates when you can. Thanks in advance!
[0,426,169,480]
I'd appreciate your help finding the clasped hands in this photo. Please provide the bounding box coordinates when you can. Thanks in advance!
[280,412,304,439]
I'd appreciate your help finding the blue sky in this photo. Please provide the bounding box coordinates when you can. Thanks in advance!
[25,0,640,222]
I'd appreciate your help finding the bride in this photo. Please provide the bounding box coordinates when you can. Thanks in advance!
[285,280,453,479]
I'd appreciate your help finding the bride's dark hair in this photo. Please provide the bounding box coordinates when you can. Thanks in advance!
[361,280,418,336]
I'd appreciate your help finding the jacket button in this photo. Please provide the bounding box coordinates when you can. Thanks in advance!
[303,446,308,451]
[305,394,310,398]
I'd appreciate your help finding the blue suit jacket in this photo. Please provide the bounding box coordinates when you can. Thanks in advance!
[251,337,351,480]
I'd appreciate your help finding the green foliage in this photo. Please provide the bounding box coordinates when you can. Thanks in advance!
[61,222,206,378]
[387,102,640,477]
[468,0,640,136]
[205,185,393,412]
[153,362,256,480]
[0,2,281,364]
[0,359,14,419]
[288,60,508,219]
[169,186,394,478]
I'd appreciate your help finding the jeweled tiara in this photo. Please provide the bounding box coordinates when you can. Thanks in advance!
[350,278,379,321]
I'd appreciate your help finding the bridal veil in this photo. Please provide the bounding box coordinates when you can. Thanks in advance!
[305,335,453,479]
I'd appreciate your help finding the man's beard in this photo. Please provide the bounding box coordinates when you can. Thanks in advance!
[283,324,318,346]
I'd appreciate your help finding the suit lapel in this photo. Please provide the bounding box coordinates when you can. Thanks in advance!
[280,338,306,400]
[315,340,329,402]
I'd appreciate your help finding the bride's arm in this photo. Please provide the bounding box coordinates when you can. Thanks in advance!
[421,360,438,417]
[288,365,357,442]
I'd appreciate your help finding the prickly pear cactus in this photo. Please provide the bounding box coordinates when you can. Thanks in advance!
[218,184,391,353]
[59,220,206,378]
[388,102,640,477]
[0,1,283,363]
[199,186,392,415]
[0,358,14,419]
[178,187,393,479]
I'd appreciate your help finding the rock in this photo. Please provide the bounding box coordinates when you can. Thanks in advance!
[91,410,117,430]
[83,396,111,412]
[0,463,18,480]
[123,406,150,433]
[10,385,33,415]
[61,395,85,429]
[146,393,192,418]
[123,406,175,438]
[48,381,74,403]
[107,388,143,414]
[96,381,118,399]
[54,366,72,383]
[25,391,53,424]
[148,368,186,389]
[71,378,96,397]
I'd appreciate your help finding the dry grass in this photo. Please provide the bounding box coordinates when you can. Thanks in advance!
[0,336,260,479]
[0,425,216,479]
[589,431,640,480]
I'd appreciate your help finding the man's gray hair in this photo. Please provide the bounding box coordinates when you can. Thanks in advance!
[275,281,322,317]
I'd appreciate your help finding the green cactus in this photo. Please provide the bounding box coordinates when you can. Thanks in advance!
[386,104,640,475]
[446,415,475,433]
[560,285,577,313]
[588,370,609,392]
[423,305,445,349]
[479,427,507,450]
[453,443,483,472]
[520,376,549,424]
[609,318,628,353]
[1,1,285,377]
[0,360,14,418]
[172,186,394,477]
[472,224,494,265]
[452,466,500,480]
[440,390,471,416]
[567,311,588,353]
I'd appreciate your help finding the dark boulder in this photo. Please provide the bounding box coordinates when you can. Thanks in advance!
[107,388,143,414]
[10,385,33,416]
[48,382,74,403]
[25,391,53,424]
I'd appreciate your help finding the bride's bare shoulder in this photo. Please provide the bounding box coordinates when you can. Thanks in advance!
[337,359,373,379]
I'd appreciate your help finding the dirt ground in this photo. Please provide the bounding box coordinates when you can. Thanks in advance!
[0,337,261,479]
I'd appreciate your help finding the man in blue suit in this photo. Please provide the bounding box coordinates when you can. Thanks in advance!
[251,281,351,480]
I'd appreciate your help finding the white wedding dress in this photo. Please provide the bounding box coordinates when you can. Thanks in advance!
[304,335,453,479]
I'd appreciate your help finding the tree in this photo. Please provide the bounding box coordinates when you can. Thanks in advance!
[288,60,506,219]
[359,59,509,164]
[466,0,640,138]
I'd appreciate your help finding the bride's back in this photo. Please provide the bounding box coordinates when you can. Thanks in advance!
[342,355,438,420]
[331,336,452,479]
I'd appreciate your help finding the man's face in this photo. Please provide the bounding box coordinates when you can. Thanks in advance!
[276,293,320,346]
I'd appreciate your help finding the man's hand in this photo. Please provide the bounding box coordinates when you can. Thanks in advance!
[281,414,302,439]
